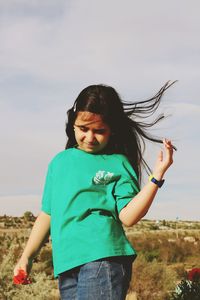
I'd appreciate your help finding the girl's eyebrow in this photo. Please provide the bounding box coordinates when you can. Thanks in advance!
[74,124,106,131]
[74,121,105,128]
[74,120,104,127]
[74,124,87,128]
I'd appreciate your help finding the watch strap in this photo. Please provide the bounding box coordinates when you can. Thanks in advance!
[149,174,165,188]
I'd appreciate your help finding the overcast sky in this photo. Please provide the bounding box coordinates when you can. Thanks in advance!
[0,0,200,220]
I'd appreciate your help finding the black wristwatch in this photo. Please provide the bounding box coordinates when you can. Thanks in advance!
[149,175,165,188]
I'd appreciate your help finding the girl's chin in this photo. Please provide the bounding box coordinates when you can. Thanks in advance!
[78,144,100,153]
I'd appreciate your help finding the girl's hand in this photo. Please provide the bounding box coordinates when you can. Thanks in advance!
[153,138,174,179]
[14,256,32,277]
[13,256,32,284]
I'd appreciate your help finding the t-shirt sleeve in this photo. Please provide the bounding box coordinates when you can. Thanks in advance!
[114,157,140,214]
[41,163,53,215]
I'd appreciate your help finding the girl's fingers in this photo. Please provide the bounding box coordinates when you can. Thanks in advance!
[164,138,177,151]
[14,267,21,276]
[14,263,27,276]
[154,139,174,174]
[163,139,173,151]
[163,138,171,147]
[163,139,173,164]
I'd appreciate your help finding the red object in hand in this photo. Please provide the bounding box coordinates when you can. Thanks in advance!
[13,269,32,285]
[188,268,200,281]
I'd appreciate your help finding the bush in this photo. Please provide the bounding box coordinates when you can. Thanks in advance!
[170,279,200,300]
[142,249,160,262]
[130,254,177,300]
[0,244,59,300]
[169,268,200,300]
[128,232,200,264]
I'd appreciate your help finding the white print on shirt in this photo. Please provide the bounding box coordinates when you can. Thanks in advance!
[93,170,114,185]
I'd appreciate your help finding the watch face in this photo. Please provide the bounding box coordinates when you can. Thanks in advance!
[150,176,165,187]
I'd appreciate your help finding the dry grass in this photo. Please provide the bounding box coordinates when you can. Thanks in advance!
[1,216,200,300]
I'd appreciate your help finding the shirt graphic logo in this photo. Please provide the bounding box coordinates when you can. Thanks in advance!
[93,170,114,185]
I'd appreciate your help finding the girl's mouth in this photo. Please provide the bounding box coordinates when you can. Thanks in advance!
[85,142,98,148]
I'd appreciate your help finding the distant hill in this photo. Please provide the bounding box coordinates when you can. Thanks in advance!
[0,212,199,230]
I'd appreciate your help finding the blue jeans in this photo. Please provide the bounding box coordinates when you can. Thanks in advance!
[58,256,133,300]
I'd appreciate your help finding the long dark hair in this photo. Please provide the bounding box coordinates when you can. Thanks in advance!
[65,81,177,182]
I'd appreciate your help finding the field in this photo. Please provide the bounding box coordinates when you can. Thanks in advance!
[0,213,200,300]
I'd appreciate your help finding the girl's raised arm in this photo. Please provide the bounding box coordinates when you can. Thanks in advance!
[119,139,174,226]
[14,211,51,276]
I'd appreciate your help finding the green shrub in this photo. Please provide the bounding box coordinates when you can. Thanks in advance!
[170,279,200,300]
[142,249,160,262]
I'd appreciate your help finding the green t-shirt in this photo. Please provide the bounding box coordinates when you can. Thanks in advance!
[41,147,140,277]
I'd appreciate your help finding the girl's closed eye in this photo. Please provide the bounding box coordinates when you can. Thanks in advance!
[79,126,88,132]
[94,129,106,134]
[76,126,107,135]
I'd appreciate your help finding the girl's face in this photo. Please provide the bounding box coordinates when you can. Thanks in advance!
[74,112,111,153]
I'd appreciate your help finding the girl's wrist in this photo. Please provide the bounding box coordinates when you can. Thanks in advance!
[21,252,33,262]
[152,171,165,181]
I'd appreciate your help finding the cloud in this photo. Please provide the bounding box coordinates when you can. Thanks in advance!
[1,0,200,88]
[0,0,67,19]
[0,0,200,219]
[0,100,66,195]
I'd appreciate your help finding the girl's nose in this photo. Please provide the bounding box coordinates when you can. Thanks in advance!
[87,131,95,142]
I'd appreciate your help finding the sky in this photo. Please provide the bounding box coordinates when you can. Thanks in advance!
[0,0,200,220]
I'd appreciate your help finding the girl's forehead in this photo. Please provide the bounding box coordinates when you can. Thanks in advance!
[75,111,105,125]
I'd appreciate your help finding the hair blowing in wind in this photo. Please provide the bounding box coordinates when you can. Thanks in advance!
[65,81,177,183]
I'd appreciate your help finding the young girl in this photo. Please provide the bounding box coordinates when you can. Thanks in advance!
[14,82,175,300]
